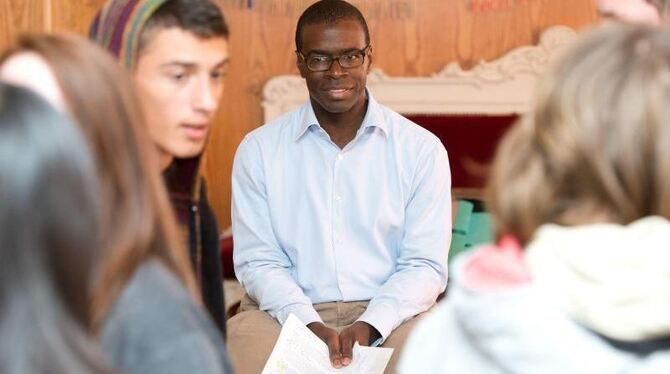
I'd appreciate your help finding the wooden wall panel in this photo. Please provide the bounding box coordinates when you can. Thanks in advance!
[50,0,106,36]
[0,0,47,51]
[0,0,599,229]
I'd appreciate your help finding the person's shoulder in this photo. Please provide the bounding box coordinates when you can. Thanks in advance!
[243,103,308,144]
[375,103,442,148]
[120,260,189,303]
[103,260,220,342]
[102,260,229,372]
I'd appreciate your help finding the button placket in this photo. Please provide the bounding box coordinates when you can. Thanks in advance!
[333,152,343,246]
[332,151,346,297]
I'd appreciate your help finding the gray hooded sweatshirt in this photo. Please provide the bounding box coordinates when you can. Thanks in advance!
[399,217,670,374]
[102,260,233,374]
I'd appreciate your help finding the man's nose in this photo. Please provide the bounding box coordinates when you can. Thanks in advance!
[193,77,218,113]
[326,58,346,77]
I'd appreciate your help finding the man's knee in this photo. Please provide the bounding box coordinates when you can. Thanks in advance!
[227,309,281,374]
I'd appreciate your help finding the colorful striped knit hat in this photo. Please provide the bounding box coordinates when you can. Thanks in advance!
[89,0,169,69]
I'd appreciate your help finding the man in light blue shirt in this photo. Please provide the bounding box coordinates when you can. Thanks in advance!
[228,1,451,373]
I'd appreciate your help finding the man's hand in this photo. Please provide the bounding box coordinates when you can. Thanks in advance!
[338,321,382,366]
[307,322,343,368]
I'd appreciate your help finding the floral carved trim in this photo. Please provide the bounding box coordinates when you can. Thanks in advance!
[262,25,576,122]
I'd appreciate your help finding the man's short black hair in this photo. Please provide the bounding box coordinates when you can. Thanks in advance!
[139,0,229,54]
[295,0,370,52]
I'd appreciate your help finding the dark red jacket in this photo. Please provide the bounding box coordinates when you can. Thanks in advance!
[164,157,225,336]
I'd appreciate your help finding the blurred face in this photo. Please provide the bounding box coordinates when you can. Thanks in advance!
[0,52,66,111]
[133,27,229,167]
[597,0,661,25]
[297,20,371,118]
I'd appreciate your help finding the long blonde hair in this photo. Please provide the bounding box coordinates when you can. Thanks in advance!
[0,34,200,331]
[488,24,670,244]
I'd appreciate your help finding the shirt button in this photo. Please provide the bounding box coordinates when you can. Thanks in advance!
[337,154,344,161]
[334,195,342,201]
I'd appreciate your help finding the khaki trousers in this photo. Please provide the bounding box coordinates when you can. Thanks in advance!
[227,294,424,374]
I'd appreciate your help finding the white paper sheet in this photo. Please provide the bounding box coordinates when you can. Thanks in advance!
[261,314,394,374]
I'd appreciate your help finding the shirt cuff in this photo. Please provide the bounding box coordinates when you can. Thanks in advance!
[276,303,323,326]
[356,302,399,343]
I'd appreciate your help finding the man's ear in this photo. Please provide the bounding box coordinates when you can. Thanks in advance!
[296,51,307,78]
[365,45,373,72]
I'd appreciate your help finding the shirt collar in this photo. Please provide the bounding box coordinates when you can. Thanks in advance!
[294,89,389,141]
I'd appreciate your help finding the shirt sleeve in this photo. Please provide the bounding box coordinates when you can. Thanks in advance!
[232,136,322,326]
[357,139,451,341]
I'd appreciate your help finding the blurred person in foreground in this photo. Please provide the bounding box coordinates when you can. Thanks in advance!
[0,83,110,374]
[0,34,232,374]
[400,24,670,374]
[598,0,669,25]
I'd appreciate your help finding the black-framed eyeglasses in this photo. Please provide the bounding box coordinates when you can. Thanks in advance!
[296,45,371,72]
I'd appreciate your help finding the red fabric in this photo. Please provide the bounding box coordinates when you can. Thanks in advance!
[462,235,532,291]
[220,235,235,280]
[407,115,517,189]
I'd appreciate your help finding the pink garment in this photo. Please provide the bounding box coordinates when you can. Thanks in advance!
[462,235,532,291]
